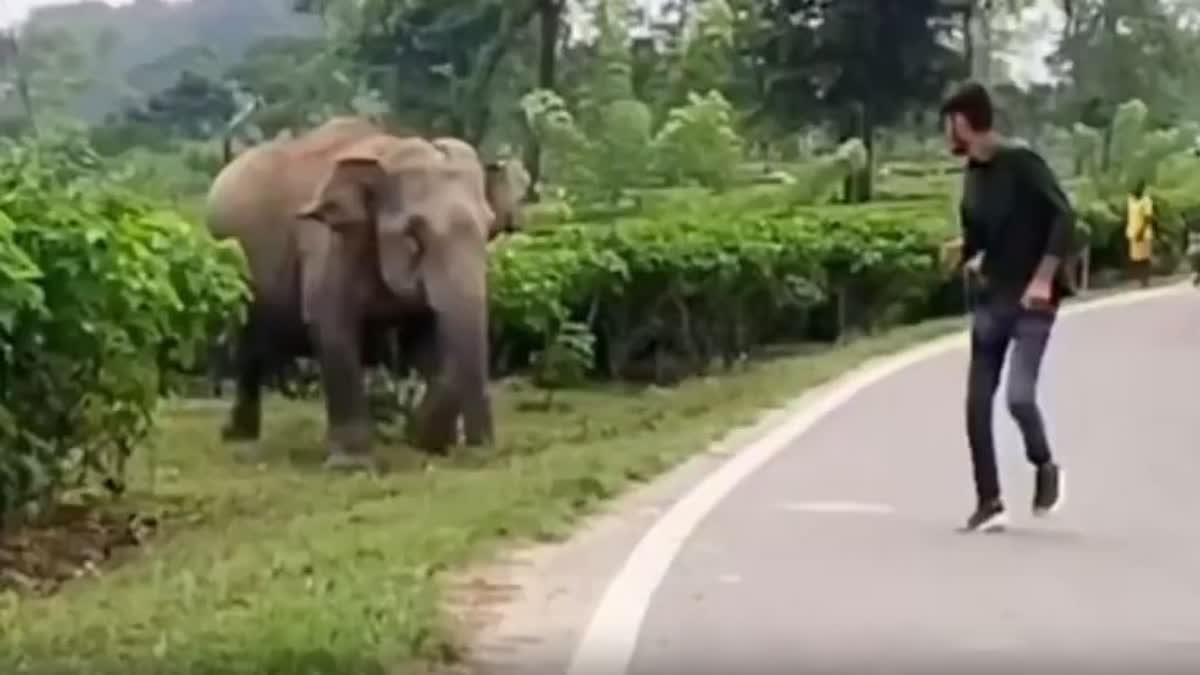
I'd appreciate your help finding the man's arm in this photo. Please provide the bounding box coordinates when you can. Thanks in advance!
[1018,148,1075,282]
[960,203,980,267]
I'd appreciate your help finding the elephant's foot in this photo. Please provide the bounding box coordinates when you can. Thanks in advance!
[406,414,453,455]
[407,390,460,454]
[323,420,376,471]
[462,397,494,448]
[232,443,268,464]
[221,423,260,443]
[322,450,378,473]
[221,403,261,442]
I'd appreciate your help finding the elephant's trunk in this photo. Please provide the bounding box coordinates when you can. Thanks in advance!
[412,246,493,451]
[441,298,492,446]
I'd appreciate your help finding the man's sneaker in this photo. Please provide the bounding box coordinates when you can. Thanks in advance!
[1033,462,1064,516]
[962,499,1008,533]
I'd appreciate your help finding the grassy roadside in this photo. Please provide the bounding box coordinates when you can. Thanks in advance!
[0,278,1182,675]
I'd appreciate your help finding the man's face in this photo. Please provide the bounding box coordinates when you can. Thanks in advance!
[944,113,969,157]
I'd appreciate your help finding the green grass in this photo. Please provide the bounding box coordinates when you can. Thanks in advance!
[0,315,982,675]
[1,270,1183,674]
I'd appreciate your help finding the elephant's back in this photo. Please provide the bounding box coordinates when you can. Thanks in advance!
[206,117,382,240]
[204,118,383,310]
[205,142,288,240]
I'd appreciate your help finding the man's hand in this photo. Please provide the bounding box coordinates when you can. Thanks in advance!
[1017,269,1056,312]
[1022,276,1053,310]
[964,252,983,277]
[1022,255,1060,311]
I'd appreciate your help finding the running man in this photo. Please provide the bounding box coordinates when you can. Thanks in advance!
[940,82,1072,533]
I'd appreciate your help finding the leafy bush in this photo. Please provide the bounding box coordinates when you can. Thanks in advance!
[530,321,596,409]
[652,90,743,191]
[0,133,249,520]
[1072,98,1200,269]
[791,138,869,204]
[488,198,951,380]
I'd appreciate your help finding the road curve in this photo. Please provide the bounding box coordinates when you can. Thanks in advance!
[567,286,1200,675]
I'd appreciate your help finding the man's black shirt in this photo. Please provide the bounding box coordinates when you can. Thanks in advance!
[959,140,1076,304]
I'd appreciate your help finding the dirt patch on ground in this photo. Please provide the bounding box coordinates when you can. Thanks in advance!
[0,502,157,596]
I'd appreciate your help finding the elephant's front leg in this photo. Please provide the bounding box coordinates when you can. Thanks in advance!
[311,319,375,471]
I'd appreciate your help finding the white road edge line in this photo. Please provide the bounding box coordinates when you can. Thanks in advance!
[564,283,1190,675]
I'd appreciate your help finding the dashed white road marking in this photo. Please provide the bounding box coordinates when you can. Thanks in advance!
[564,283,1189,675]
[780,500,896,515]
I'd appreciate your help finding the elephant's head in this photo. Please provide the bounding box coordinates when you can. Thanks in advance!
[484,159,529,236]
[297,133,497,449]
[431,138,527,239]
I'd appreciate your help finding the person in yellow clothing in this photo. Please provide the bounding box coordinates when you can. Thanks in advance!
[1126,180,1154,288]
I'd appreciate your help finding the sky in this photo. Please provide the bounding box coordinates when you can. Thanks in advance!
[1,0,134,28]
[1,0,1062,84]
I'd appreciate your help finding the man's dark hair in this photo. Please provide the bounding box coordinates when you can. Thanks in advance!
[940,81,994,132]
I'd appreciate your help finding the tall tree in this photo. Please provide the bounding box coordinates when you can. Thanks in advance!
[223,35,375,138]
[524,0,568,200]
[0,25,91,136]
[298,0,541,144]
[1050,0,1198,127]
[91,69,237,153]
[948,0,1038,86]
[749,0,964,201]
[0,31,37,136]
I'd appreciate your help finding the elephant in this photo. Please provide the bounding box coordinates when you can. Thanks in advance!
[205,116,523,467]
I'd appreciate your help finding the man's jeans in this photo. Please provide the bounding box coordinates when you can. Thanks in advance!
[966,298,1056,504]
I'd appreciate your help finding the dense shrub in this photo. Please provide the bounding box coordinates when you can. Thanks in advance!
[652,90,744,191]
[1072,99,1200,270]
[0,134,249,520]
[488,198,953,380]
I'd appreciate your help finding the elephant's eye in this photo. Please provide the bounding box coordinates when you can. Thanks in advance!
[407,214,430,237]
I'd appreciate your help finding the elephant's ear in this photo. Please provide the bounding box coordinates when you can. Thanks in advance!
[297,156,385,231]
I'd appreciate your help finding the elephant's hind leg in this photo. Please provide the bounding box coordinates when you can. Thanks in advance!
[222,316,265,444]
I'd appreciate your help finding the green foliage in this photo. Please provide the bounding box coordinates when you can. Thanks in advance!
[586,0,639,105]
[224,35,387,140]
[91,70,237,153]
[747,0,963,135]
[592,98,656,198]
[1072,98,1200,268]
[523,1,741,205]
[0,25,92,133]
[521,89,604,203]
[301,0,542,142]
[1052,0,1200,127]
[488,197,951,379]
[522,88,655,207]
[0,132,249,519]
[523,83,744,202]
[13,0,323,124]
[791,138,869,204]
[531,321,596,408]
[652,90,743,191]
[663,0,737,109]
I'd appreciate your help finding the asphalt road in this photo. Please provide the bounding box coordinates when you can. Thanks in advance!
[621,290,1200,675]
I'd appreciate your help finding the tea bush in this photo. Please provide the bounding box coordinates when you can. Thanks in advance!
[488,198,954,379]
[0,134,249,520]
